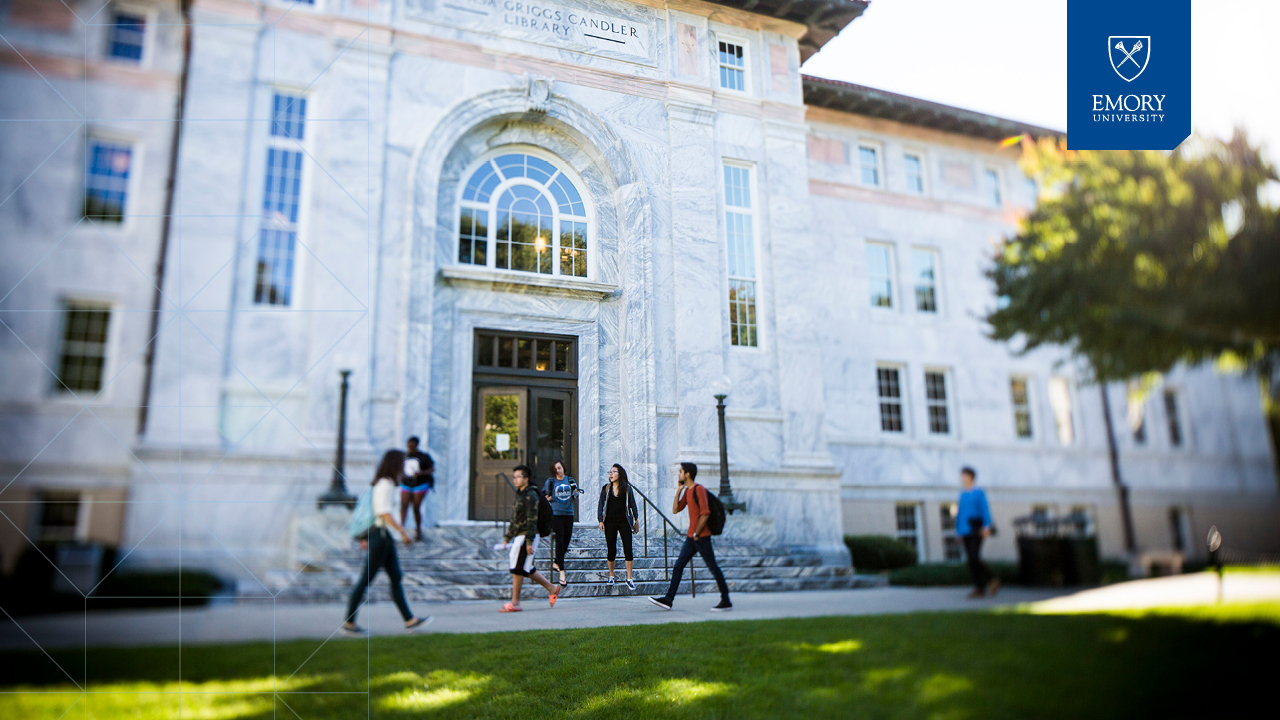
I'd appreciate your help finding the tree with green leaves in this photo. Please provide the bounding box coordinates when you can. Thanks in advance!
[985,131,1279,553]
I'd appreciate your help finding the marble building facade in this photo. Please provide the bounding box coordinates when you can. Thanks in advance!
[1,0,1276,579]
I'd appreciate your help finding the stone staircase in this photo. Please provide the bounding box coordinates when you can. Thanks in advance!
[272,523,882,603]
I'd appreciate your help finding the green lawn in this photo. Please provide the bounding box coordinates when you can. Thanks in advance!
[2,603,1275,719]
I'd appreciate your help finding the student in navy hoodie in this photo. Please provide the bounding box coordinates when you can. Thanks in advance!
[955,466,999,599]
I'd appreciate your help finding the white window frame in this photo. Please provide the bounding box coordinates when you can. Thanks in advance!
[865,240,897,312]
[895,502,926,563]
[1047,376,1077,446]
[923,367,953,437]
[714,34,751,95]
[105,4,157,67]
[83,132,142,233]
[983,167,1003,208]
[940,502,962,562]
[51,297,118,401]
[1009,374,1035,441]
[903,150,928,195]
[876,363,908,435]
[720,159,762,350]
[857,142,883,188]
[455,146,597,282]
[910,246,941,314]
[252,86,314,309]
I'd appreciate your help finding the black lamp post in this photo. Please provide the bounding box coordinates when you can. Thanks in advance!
[714,391,746,515]
[318,369,357,509]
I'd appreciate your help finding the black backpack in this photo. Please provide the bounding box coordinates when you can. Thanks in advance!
[536,492,553,537]
[701,485,727,536]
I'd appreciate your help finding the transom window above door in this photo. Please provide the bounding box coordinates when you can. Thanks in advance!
[457,152,590,279]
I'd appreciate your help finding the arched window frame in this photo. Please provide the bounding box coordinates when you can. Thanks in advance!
[456,148,594,281]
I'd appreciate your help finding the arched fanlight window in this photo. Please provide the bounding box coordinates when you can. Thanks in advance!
[457,152,589,278]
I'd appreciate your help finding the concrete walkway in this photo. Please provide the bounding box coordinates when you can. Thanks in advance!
[1031,571,1280,613]
[5,572,1276,652]
[1,586,1064,651]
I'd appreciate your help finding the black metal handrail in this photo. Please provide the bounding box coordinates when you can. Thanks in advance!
[631,484,696,598]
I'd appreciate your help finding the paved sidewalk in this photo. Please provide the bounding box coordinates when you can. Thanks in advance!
[0,586,1064,650]
[1031,571,1280,613]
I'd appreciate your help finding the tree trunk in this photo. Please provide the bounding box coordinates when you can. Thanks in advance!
[1099,382,1137,553]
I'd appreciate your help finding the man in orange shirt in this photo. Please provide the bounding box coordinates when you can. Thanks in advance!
[649,462,732,611]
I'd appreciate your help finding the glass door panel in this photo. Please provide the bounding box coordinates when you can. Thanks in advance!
[472,387,525,521]
[531,387,574,519]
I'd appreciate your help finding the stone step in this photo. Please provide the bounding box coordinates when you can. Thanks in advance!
[279,573,885,603]
[303,552,824,573]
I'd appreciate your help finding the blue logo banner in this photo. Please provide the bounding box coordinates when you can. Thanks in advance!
[1067,0,1190,150]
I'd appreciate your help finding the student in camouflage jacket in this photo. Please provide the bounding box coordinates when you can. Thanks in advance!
[499,465,559,612]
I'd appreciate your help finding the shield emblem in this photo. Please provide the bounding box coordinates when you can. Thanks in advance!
[1108,36,1150,82]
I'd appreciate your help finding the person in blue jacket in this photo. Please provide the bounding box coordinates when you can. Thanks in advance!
[955,466,999,598]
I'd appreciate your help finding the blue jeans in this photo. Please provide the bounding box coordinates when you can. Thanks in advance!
[660,536,729,604]
[346,527,413,623]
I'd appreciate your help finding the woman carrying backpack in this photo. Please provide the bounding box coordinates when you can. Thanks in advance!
[597,463,639,590]
[542,459,578,589]
[342,449,430,634]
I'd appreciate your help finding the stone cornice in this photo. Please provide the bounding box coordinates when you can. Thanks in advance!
[438,266,618,300]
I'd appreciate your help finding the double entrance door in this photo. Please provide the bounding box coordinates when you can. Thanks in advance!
[470,331,577,521]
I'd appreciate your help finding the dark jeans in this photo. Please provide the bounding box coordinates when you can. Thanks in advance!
[661,536,729,603]
[604,521,633,562]
[963,533,993,592]
[346,527,413,623]
[552,515,574,570]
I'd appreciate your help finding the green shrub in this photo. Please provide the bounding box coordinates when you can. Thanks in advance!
[96,570,225,603]
[845,535,918,571]
[888,562,1019,586]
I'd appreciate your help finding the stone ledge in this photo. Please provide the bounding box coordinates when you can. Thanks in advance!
[438,266,618,300]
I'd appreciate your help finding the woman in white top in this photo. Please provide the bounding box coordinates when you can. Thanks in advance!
[343,450,430,634]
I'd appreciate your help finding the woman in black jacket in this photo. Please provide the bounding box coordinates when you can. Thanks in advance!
[597,463,639,590]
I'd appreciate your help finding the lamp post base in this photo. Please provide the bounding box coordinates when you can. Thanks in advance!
[317,480,357,510]
[718,491,747,515]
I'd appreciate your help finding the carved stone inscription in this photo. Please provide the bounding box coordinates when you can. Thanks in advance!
[411,0,656,65]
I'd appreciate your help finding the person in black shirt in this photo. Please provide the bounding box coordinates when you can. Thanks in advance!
[398,436,434,541]
[596,463,639,590]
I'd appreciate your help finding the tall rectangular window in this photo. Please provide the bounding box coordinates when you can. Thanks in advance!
[925,370,950,434]
[859,145,880,186]
[895,503,922,560]
[724,164,756,347]
[940,503,962,561]
[1163,388,1183,447]
[718,41,745,91]
[83,139,132,223]
[911,248,938,313]
[866,242,895,309]
[1010,376,1033,439]
[109,12,146,61]
[984,169,1002,207]
[255,92,306,306]
[1128,382,1147,445]
[1168,507,1190,551]
[1048,377,1075,445]
[904,153,924,194]
[56,302,111,393]
[877,366,903,433]
[38,491,82,542]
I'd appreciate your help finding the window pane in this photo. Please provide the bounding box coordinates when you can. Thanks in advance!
[904,154,923,194]
[477,335,496,366]
[718,42,745,91]
[254,229,296,305]
[912,249,937,313]
[1010,377,1033,439]
[110,13,146,61]
[728,280,757,347]
[1048,377,1074,444]
[984,169,1001,207]
[859,146,878,185]
[517,338,533,369]
[1163,389,1183,447]
[553,341,569,373]
[926,371,949,434]
[498,337,514,367]
[877,367,903,432]
[84,141,132,223]
[535,339,551,371]
[271,93,307,140]
[866,243,894,308]
[56,305,111,393]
